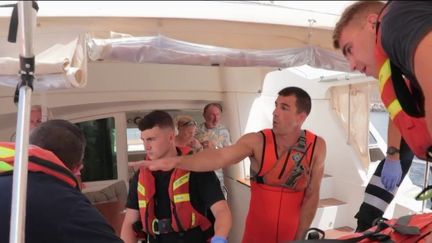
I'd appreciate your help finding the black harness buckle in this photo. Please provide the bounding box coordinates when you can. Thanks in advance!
[152,218,174,235]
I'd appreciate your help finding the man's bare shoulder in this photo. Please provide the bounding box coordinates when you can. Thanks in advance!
[315,135,326,147]
[237,132,263,146]
[313,135,327,164]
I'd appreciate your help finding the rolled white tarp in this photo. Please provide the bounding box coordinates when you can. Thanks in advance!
[87,32,350,72]
[0,35,87,91]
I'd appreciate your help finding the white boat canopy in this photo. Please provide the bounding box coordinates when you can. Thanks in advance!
[0,36,87,91]
[0,1,356,28]
[87,33,350,71]
[0,1,358,90]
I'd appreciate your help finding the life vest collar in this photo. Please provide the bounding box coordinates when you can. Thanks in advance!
[0,142,79,189]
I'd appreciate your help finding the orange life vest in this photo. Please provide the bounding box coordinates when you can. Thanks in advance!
[137,148,211,237]
[338,213,432,243]
[375,25,432,159]
[243,129,317,243]
[0,142,79,189]
[292,213,432,242]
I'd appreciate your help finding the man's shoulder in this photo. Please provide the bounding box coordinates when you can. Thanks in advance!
[27,173,88,201]
[241,131,264,142]
[23,173,95,222]
[6,174,121,243]
[216,124,229,131]
[197,122,207,131]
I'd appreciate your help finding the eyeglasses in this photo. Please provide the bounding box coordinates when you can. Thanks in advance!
[179,120,197,127]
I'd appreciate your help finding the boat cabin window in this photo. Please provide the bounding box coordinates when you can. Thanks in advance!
[75,117,118,182]
[127,127,144,152]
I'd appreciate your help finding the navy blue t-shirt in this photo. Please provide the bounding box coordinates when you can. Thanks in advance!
[381,1,432,81]
[0,172,123,243]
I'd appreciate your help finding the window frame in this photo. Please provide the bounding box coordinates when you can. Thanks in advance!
[70,112,128,192]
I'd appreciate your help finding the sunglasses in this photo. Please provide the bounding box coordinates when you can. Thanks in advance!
[179,120,197,127]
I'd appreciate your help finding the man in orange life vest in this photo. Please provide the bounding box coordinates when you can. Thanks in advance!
[0,120,123,243]
[120,110,232,243]
[333,1,432,231]
[136,87,327,242]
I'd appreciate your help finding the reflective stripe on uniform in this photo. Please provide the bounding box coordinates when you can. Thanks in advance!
[0,146,15,159]
[139,200,147,208]
[387,99,403,120]
[173,172,190,191]
[173,193,190,203]
[0,161,14,172]
[363,175,397,213]
[191,212,196,226]
[378,59,391,92]
[137,182,145,196]
[378,58,402,120]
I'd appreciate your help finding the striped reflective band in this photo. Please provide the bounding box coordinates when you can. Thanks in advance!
[378,58,402,119]
[139,200,147,208]
[0,161,13,172]
[0,146,15,159]
[173,193,190,203]
[173,172,190,190]
[191,212,196,226]
[378,59,391,92]
[387,99,402,120]
[137,182,145,196]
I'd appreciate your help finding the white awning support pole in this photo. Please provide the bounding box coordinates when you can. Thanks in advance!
[422,160,430,212]
[9,1,36,243]
[10,87,32,243]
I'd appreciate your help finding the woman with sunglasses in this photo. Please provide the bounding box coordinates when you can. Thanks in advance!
[175,116,203,153]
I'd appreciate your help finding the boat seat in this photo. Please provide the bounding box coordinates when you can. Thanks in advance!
[83,180,128,204]
[83,180,128,236]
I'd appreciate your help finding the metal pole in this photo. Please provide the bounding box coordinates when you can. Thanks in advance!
[9,2,36,243]
[10,87,32,243]
[422,160,430,212]
[347,84,351,144]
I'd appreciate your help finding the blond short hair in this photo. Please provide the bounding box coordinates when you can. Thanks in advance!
[333,1,385,49]
[175,115,197,128]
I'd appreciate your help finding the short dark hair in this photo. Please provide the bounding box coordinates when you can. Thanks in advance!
[278,87,312,115]
[29,119,86,170]
[138,110,174,131]
[203,103,223,114]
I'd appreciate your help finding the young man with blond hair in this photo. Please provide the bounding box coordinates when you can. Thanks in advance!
[333,1,430,231]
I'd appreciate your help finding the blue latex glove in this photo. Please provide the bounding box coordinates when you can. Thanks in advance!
[381,158,402,192]
[211,236,227,243]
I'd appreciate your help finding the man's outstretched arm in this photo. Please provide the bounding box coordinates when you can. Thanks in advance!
[135,133,259,172]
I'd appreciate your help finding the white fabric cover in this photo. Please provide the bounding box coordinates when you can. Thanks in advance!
[330,83,370,169]
[87,33,350,72]
[0,35,87,91]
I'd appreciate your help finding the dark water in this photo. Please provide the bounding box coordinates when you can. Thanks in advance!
[370,111,432,207]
